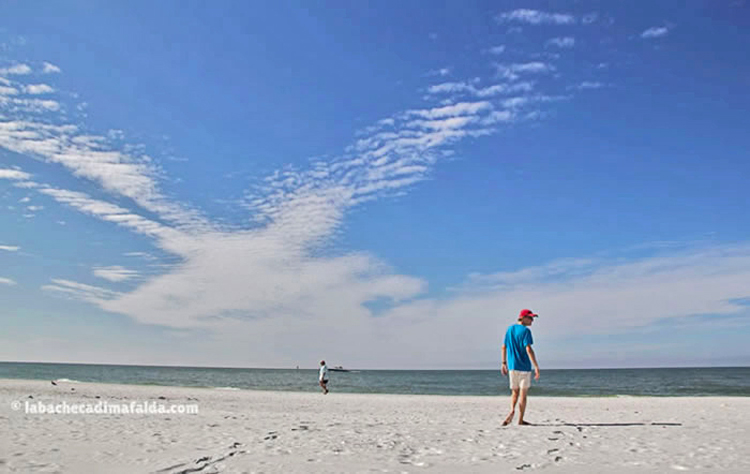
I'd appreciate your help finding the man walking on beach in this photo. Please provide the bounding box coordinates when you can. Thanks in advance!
[319,360,329,394]
[501,309,540,426]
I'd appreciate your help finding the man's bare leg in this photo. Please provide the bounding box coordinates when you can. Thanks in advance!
[503,388,520,425]
[517,388,531,425]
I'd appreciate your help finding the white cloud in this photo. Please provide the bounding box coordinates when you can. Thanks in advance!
[0,85,19,96]
[497,9,575,25]
[427,68,451,77]
[2,98,61,112]
[501,94,568,109]
[0,118,208,229]
[0,168,31,180]
[124,251,155,260]
[480,110,515,125]
[368,244,750,367]
[36,187,182,243]
[19,82,508,330]
[0,277,17,286]
[641,26,669,39]
[495,62,554,81]
[4,52,700,369]
[93,265,139,282]
[12,181,39,189]
[546,37,575,49]
[0,63,32,75]
[42,278,120,304]
[24,84,55,95]
[26,205,44,212]
[42,62,61,74]
[4,63,565,350]
[575,81,605,90]
[0,245,20,252]
[406,101,492,119]
[488,45,506,55]
[427,81,534,97]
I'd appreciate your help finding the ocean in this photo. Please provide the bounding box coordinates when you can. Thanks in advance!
[1,362,748,397]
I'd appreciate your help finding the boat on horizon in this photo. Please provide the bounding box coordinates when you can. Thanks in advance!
[329,366,359,373]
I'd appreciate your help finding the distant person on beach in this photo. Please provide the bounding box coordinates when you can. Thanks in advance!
[319,360,329,394]
[501,309,541,426]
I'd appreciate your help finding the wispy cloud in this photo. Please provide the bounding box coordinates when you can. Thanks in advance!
[42,62,61,74]
[0,84,19,96]
[4,52,577,326]
[42,279,120,304]
[371,244,750,367]
[0,63,32,75]
[3,49,623,365]
[495,62,555,81]
[124,251,156,260]
[24,84,55,95]
[0,119,208,230]
[93,265,139,282]
[497,9,575,25]
[573,81,605,90]
[0,277,17,286]
[0,245,20,252]
[427,80,535,97]
[546,37,575,49]
[487,45,506,55]
[641,26,670,39]
[0,168,31,181]
[426,68,451,77]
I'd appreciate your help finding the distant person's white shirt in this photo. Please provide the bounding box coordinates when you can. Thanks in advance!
[319,365,328,381]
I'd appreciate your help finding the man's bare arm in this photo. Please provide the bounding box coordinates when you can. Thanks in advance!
[526,345,540,380]
[501,344,508,375]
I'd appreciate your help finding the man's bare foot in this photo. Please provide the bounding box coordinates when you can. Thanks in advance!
[518,420,533,426]
[502,412,514,426]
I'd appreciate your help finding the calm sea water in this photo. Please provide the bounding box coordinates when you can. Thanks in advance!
[1,362,748,397]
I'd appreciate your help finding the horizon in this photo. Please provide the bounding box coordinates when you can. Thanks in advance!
[2,1,750,369]
[2,360,749,372]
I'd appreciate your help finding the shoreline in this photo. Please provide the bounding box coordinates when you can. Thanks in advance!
[2,377,749,398]
[4,378,750,472]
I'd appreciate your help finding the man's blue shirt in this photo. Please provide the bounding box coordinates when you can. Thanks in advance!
[504,324,534,372]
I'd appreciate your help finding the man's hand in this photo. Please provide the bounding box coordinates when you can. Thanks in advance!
[501,363,508,376]
[534,367,540,380]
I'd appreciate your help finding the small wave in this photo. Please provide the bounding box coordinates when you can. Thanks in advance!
[55,378,81,383]
[213,386,241,391]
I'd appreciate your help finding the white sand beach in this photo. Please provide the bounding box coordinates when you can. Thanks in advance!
[2,378,749,473]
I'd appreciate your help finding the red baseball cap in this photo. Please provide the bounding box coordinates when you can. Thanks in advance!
[518,309,538,320]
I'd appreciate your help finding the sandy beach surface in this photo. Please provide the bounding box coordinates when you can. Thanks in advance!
[1,378,749,473]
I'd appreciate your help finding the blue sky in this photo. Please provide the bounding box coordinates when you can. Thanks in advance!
[1,1,749,369]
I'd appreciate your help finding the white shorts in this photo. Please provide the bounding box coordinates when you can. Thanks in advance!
[509,370,531,390]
